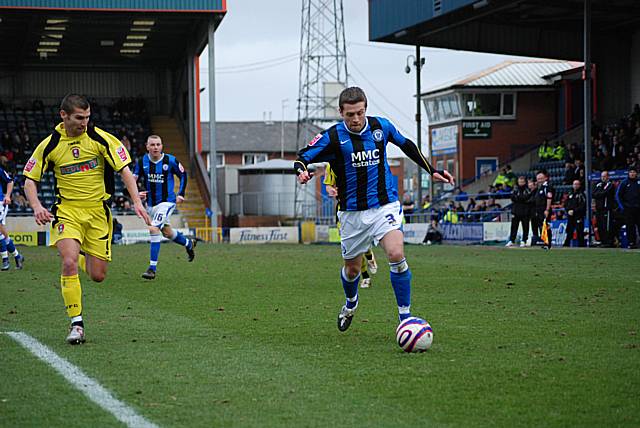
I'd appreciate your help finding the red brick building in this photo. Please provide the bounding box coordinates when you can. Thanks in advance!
[422,60,582,187]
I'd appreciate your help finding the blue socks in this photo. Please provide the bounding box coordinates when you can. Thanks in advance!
[171,230,191,249]
[149,230,192,271]
[149,233,161,271]
[389,258,412,321]
[341,267,360,309]
[0,233,18,261]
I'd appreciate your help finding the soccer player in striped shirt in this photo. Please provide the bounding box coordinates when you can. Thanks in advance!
[295,87,454,332]
[133,135,195,280]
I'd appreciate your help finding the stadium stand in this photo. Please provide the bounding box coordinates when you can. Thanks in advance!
[0,97,152,215]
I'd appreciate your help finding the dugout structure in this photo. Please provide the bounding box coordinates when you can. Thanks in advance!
[0,0,226,237]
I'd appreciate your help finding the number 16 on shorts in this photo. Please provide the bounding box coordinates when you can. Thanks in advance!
[149,202,176,228]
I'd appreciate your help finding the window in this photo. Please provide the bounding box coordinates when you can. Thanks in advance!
[243,153,268,165]
[502,93,515,116]
[446,159,455,177]
[424,93,462,124]
[216,153,225,166]
[462,92,516,118]
[473,94,500,116]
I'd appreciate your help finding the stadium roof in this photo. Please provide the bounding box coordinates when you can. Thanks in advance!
[201,121,323,153]
[422,60,582,96]
[0,0,226,68]
[368,0,639,60]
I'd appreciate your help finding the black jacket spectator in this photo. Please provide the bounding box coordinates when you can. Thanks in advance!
[563,185,587,247]
[593,179,616,212]
[616,169,640,248]
[593,175,616,246]
[510,185,531,217]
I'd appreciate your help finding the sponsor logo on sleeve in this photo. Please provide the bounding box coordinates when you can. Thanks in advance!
[25,158,37,172]
[308,133,322,147]
[116,145,128,162]
[178,162,185,173]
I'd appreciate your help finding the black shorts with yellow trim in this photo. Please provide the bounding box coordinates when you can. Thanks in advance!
[50,199,113,262]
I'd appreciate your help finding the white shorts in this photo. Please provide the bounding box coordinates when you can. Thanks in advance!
[337,200,403,260]
[0,203,8,225]
[148,202,176,228]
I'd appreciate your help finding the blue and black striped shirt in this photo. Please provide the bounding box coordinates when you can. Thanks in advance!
[295,116,436,211]
[133,153,187,207]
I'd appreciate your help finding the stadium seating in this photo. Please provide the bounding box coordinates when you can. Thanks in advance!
[0,98,153,215]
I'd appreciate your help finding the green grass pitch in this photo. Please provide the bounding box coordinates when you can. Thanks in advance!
[1,244,639,427]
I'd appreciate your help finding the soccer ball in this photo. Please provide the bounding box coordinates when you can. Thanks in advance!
[396,317,433,353]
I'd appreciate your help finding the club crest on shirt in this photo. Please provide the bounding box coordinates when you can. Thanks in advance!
[162,164,169,171]
[116,145,128,162]
[372,129,384,142]
[72,147,80,159]
[308,133,322,146]
[25,158,37,172]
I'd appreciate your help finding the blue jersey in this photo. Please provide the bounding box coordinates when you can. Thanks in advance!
[133,153,187,207]
[0,166,14,200]
[296,117,435,211]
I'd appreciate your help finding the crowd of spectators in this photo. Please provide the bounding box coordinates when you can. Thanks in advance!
[0,96,151,214]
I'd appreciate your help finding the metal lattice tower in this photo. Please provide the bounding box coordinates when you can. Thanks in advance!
[295,0,348,218]
[296,0,348,141]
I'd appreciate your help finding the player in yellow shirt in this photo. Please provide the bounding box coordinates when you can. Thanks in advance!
[23,94,151,344]
[324,163,377,288]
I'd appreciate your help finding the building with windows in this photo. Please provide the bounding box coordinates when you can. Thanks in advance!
[422,60,582,184]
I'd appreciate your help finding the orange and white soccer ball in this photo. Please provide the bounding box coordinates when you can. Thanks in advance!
[396,317,433,352]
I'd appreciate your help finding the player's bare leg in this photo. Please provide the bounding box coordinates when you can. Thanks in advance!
[380,230,412,322]
[57,239,86,344]
[338,255,362,332]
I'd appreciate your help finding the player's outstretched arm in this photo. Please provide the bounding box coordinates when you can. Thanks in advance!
[3,178,13,206]
[386,120,455,185]
[24,178,53,225]
[120,167,151,225]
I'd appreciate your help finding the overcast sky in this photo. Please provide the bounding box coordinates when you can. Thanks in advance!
[199,0,524,144]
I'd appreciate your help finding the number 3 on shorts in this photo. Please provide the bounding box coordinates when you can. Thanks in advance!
[385,214,396,225]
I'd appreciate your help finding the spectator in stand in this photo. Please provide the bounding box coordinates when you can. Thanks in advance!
[538,139,553,161]
[569,142,582,162]
[421,195,432,211]
[443,207,458,224]
[563,161,576,185]
[492,167,508,189]
[466,197,476,212]
[592,170,616,247]
[563,179,587,247]
[552,140,566,161]
[506,176,531,247]
[532,170,555,249]
[120,135,131,153]
[615,166,640,248]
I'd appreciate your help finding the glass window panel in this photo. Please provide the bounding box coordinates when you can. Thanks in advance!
[462,94,475,116]
[473,93,501,116]
[502,93,514,116]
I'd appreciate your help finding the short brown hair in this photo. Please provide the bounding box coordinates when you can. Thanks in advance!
[339,87,367,110]
[147,134,162,142]
[60,94,90,114]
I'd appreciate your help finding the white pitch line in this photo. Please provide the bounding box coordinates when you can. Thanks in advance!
[5,331,159,428]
